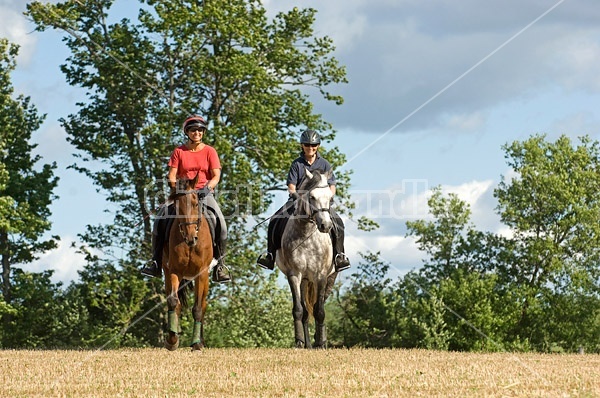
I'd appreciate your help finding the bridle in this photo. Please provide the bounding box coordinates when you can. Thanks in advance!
[300,183,332,224]
[174,190,205,240]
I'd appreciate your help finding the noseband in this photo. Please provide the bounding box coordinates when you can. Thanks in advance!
[309,206,330,222]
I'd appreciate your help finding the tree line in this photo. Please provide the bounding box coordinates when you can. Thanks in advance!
[0,0,598,352]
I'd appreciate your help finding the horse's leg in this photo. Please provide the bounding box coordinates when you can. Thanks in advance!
[190,275,208,351]
[287,274,306,348]
[300,278,312,349]
[313,279,328,349]
[164,272,181,351]
[324,271,338,301]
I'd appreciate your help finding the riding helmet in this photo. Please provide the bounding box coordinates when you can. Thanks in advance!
[183,115,207,132]
[300,129,321,145]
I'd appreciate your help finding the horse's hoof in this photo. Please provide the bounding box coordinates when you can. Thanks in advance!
[190,342,204,351]
[294,339,306,349]
[164,337,179,351]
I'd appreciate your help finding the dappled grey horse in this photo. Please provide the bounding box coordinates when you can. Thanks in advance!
[277,169,338,348]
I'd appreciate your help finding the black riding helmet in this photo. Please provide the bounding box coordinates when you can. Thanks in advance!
[183,115,207,133]
[300,129,321,145]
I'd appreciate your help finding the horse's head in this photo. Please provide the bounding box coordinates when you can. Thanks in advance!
[296,169,334,233]
[170,174,201,247]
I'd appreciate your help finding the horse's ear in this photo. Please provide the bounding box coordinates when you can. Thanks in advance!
[191,171,200,190]
[305,168,313,180]
[176,178,185,192]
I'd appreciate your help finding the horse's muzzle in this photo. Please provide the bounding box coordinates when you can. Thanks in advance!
[314,214,333,234]
[185,236,198,247]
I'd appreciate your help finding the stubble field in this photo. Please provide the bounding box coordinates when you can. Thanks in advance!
[1,348,598,397]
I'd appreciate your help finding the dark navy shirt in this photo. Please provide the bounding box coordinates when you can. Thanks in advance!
[287,152,336,187]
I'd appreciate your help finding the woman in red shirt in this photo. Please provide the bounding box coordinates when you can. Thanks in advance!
[141,115,231,283]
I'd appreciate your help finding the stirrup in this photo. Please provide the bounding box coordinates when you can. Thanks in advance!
[256,252,275,270]
[212,263,231,283]
[334,253,350,272]
[140,260,162,278]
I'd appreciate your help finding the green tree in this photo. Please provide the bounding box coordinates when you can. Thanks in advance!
[205,273,294,347]
[328,252,395,348]
[406,186,509,280]
[403,187,524,351]
[495,134,600,349]
[411,291,452,350]
[2,269,65,348]
[0,38,59,307]
[27,0,349,347]
[405,187,476,282]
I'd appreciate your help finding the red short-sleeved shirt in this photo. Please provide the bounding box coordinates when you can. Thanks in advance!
[168,144,221,189]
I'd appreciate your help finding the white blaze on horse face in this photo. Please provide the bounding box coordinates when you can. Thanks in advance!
[311,179,333,233]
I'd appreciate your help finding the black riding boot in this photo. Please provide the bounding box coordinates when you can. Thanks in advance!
[257,252,275,270]
[331,214,350,272]
[213,239,232,283]
[141,233,163,278]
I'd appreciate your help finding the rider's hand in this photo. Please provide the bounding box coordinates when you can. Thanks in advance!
[289,191,299,201]
[198,185,211,197]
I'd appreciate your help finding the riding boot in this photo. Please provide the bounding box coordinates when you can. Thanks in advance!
[141,233,163,278]
[257,208,290,271]
[331,218,350,272]
[212,239,232,283]
[257,252,275,270]
[334,253,351,272]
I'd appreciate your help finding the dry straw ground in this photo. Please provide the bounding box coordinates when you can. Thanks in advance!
[1,348,598,397]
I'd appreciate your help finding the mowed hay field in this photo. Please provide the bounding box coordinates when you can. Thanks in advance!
[1,348,598,397]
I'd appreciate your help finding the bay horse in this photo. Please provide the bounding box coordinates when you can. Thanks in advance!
[277,169,338,348]
[163,173,213,351]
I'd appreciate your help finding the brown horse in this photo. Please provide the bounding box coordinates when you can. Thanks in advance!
[163,174,213,351]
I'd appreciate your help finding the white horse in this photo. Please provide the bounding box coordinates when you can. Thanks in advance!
[277,169,338,348]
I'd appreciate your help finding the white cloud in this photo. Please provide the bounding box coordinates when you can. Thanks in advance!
[548,111,600,138]
[443,112,486,132]
[344,232,424,277]
[273,0,600,133]
[439,179,494,207]
[551,33,600,91]
[345,178,504,277]
[20,237,86,286]
[0,1,37,63]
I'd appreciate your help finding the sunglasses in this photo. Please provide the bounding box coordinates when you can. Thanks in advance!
[187,127,206,133]
[302,143,319,148]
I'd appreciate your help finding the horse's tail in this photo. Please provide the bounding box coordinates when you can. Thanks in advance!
[177,279,194,308]
[303,281,317,320]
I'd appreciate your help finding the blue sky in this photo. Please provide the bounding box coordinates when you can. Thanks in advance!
[2,0,600,284]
